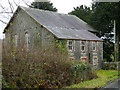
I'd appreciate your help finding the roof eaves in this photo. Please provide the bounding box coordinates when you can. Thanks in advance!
[58,38,103,42]
[46,26,103,41]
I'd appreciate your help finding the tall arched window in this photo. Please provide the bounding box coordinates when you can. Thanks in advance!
[14,34,18,48]
[25,32,30,50]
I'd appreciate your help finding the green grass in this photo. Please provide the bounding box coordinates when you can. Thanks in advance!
[65,70,120,88]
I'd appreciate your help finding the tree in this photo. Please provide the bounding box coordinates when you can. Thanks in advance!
[69,5,92,23]
[90,2,120,62]
[0,0,32,24]
[30,1,57,12]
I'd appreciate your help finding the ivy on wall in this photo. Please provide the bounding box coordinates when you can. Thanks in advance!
[55,39,68,55]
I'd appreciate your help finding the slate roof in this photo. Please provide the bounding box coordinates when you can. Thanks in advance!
[47,26,101,41]
[5,6,102,41]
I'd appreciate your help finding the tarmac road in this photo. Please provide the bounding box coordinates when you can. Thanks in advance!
[104,78,120,89]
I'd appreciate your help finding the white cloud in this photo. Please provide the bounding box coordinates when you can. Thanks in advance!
[51,0,92,13]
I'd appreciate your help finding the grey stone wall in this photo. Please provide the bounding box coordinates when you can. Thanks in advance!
[67,40,103,68]
[4,8,55,50]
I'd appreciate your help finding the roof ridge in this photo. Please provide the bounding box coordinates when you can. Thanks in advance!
[19,6,73,17]
[20,6,91,25]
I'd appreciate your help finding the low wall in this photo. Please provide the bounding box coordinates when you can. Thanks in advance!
[102,62,120,70]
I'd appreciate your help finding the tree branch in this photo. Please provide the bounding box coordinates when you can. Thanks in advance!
[0,12,13,14]
[8,0,14,13]
[0,5,7,13]
[0,19,7,24]
[13,0,18,6]
[21,0,31,7]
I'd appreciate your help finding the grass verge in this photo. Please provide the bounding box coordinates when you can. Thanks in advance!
[64,70,120,88]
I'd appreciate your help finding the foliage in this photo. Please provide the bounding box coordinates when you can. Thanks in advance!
[103,39,114,62]
[2,78,10,88]
[69,5,92,23]
[65,70,119,88]
[30,1,57,12]
[41,60,94,88]
[55,39,68,55]
[2,44,96,88]
[90,2,120,61]
[90,2,120,35]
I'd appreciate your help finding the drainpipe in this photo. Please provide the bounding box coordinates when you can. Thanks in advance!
[113,20,117,62]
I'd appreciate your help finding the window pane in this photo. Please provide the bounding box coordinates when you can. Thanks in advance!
[69,40,72,45]
[93,57,98,65]
[82,41,85,45]
[81,41,86,51]
[82,46,84,50]
[93,42,96,50]
[68,46,72,50]
[68,40,74,51]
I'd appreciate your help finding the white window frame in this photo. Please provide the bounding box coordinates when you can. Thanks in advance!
[92,41,97,51]
[67,40,74,51]
[93,56,98,65]
[80,41,86,51]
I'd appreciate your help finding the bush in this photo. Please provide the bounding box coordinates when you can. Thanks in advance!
[41,60,97,88]
[2,44,97,88]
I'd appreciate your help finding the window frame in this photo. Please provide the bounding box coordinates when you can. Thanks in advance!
[80,40,86,51]
[67,40,74,51]
[93,56,98,66]
[92,41,97,51]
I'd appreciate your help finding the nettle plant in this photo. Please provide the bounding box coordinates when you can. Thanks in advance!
[55,39,68,55]
[2,39,97,88]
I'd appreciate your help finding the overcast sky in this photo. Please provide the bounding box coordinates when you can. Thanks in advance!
[0,0,92,39]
